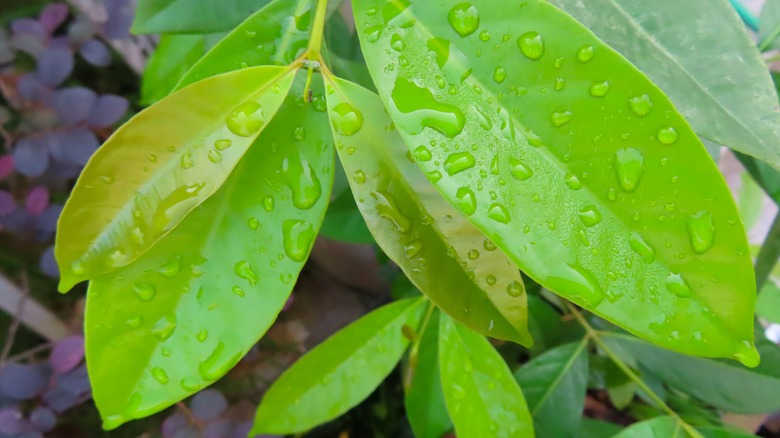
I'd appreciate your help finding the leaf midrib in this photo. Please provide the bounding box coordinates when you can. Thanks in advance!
[530,338,588,416]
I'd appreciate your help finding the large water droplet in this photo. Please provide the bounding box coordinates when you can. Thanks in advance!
[493,66,507,84]
[283,220,316,262]
[550,110,572,127]
[665,273,692,298]
[331,102,364,136]
[578,206,602,227]
[456,187,477,215]
[215,139,232,151]
[686,211,715,255]
[133,283,156,302]
[589,81,610,97]
[234,260,258,286]
[198,342,241,381]
[152,314,177,341]
[547,264,605,307]
[444,152,476,175]
[565,173,583,190]
[374,191,413,233]
[507,281,524,297]
[629,232,655,263]
[488,203,510,224]
[448,3,480,37]
[657,127,679,145]
[427,37,472,86]
[227,101,265,137]
[577,45,594,63]
[151,367,169,385]
[414,146,433,162]
[390,33,406,51]
[508,158,533,181]
[628,94,653,117]
[281,153,322,210]
[518,32,544,60]
[391,77,466,138]
[159,255,182,278]
[614,148,644,193]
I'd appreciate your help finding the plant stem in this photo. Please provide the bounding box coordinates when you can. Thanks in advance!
[564,302,703,438]
[404,300,435,390]
[307,0,330,59]
[755,211,780,290]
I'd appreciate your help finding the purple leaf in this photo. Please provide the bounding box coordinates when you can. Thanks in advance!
[190,390,227,421]
[40,246,59,278]
[57,364,90,396]
[161,412,188,438]
[42,387,79,413]
[25,186,50,216]
[0,408,25,435]
[0,155,15,180]
[18,74,50,102]
[34,204,63,236]
[49,335,85,374]
[39,4,69,33]
[103,0,134,40]
[11,19,46,39]
[67,16,97,46]
[51,127,98,166]
[204,420,233,438]
[0,364,50,400]
[54,87,97,126]
[10,32,46,58]
[29,407,56,432]
[79,39,111,67]
[36,47,74,86]
[13,136,50,177]
[86,95,128,128]
[0,190,16,217]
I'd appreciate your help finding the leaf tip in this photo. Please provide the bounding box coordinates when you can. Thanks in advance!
[734,341,761,368]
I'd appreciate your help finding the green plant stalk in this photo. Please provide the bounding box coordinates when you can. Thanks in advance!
[307,0,329,58]
[564,302,703,438]
[404,300,435,390]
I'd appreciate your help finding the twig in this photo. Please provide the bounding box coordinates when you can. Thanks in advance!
[0,272,29,366]
[4,342,53,364]
[176,402,205,430]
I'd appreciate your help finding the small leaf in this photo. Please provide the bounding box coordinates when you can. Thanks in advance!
[613,416,683,438]
[176,0,318,90]
[354,0,756,363]
[55,66,294,292]
[132,0,270,34]
[605,333,780,413]
[438,315,535,437]
[141,34,210,105]
[551,0,780,169]
[515,340,589,437]
[324,76,531,345]
[405,309,451,438]
[252,297,427,435]
[85,74,333,429]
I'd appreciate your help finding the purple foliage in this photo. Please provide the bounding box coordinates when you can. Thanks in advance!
[39,4,69,33]
[49,336,85,375]
[87,94,128,128]
[79,38,111,67]
[0,364,50,401]
[36,47,74,86]
[0,190,16,217]
[25,186,50,216]
[191,390,228,421]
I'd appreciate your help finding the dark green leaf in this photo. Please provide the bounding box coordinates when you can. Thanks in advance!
[698,426,759,438]
[252,297,428,435]
[324,76,531,345]
[580,418,622,438]
[319,189,375,244]
[613,416,684,438]
[56,66,295,292]
[761,0,780,51]
[757,281,780,324]
[85,74,334,429]
[132,0,269,34]
[515,340,589,437]
[439,315,535,437]
[353,0,757,364]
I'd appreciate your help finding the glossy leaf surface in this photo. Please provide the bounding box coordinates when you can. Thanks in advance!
[438,315,534,437]
[85,74,334,429]
[176,0,317,90]
[613,416,683,438]
[132,0,269,34]
[252,297,427,434]
[515,340,589,437]
[325,76,531,345]
[405,309,451,438]
[606,333,780,413]
[551,0,780,169]
[354,0,757,363]
[56,66,294,292]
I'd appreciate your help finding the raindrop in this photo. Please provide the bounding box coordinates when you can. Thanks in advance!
[508,158,533,181]
[578,206,602,227]
[404,241,423,259]
[628,94,653,117]
[614,148,644,193]
[196,330,208,343]
[455,187,477,216]
[448,3,480,37]
[390,33,406,52]
[589,81,610,97]
[354,170,367,184]
[665,273,692,298]
[263,196,274,212]
[686,211,715,255]
[444,152,477,176]
[518,32,544,60]
[232,286,246,297]
[214,139,232,151]
[483,239,497,251]
[547,264,605,307]
[234,260,258,286]
[283,220,316,262]
[507,281,524,297]
[226,101,265,137]
[657,127,679,145]
[181,152,194,169]
[151,367,169,385]
[208,150,223,164]
[629,232,655,263]
[565,173,583,190]
[554,78,566,91]
[331,103,364,136]
[550,110,572,127]
[493,66,507,84]
[248,217,259,230]
[488,203,510,224]
[486,275,497,286]
[414,146,433,161]
[576,45,594,63]
[159,255,182,277]
[374,191,413,233]
[281,154,322,210]
[467,249,480,260]
[152,314,177,341]
[133,283,156,302]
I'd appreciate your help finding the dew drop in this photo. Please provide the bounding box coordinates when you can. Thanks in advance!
[232,286,246,297]
[493,66,507,84]
[578,206,602,227]
[214,139,233,151]
[448,3,480,37]
[456,187,477,216]
[234,260,258,286]
[248,217,259,230]
[589,80,610,97]
[483,239,497,251]
[262,196,274,212]
[283,220,316,262]
[488,203,510,224]
[614,148,645,193]
[281,154,322,210]
[518,32,544,60]
[565,173,583,190]
[657,127,679,145]
[152,314,177,341]
[508,158,533,181]
[554,77,566,91]
[486,275,497,286]
[550,110,572,127]
[208,150,223,164]
[507,281,524,297]
[151,367,169,385]
[374,191,413,233]
[444,152,477,176]
[196,329,209,343]
[576,45,594,63]
[686,211,715,255]
[354,170,367,184]
[665,273,692,298]
[468,249,480,260]
[629,232,656,263]
[391,78,466,138]
[331,102,364,136]
[547,264,605,307]
[133,283,156,302]
[180,151,194,169]
[414,146,433,162]
[628,94,653,117]
[404,241,423,259]
[226,101,265,137]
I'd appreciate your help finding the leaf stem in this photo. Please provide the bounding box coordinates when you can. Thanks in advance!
[564,302,702,438]
[404,300,435,390]
[307,0,329,59]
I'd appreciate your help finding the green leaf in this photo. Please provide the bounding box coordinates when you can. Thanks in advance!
[761,0,780,51]
[85,73,334,429]
[176,0,317,90]
[550,0,780,169]
[438,315,534,437]
[605,333,780,413]
[252,297,427,435]
[131,0,269,34]
[580,418,623,438]
[141,33,222,105]
[757,281,780,324]
[405,309,452,438]
[55,66,295,292]
[738,172,766,232]
[698,426,759,438]
[613,416,684,438]
[515,340,589,437]
[324,76,532,345]
[319,189,376,244]
[353,0,757,363]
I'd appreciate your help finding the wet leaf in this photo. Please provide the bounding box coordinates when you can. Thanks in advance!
[354,0,756,364]
[613,416,683,438]
[176,0,318,90]
[132,0,270,34]
[252,297,427,435]
[405,309,451,438]
[55,66,294,292]
[438,314,534,437]
[551,0,780,169]
[324,76,531,345]
[85,73,333,429]
[515,340,589,437]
